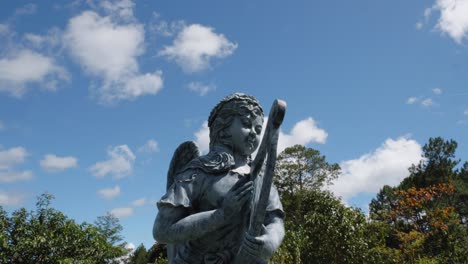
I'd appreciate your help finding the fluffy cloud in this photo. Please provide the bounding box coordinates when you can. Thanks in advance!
[40,154,78,172]
[187,82,216,96]
[278,117,327,153]
[0,171,33,183]
[98,185,121,199]
[23,28,62,48]
[0,24,10,35]
[329,137,423,202]
[194,121,210,154]
[148,14,185,37]
[0,49,69,97]
[432,88,443,95]
[0,146,32,183]
[159,24,237,73]
[434,0,468,43]
[131,197,146,206]
[406,96,435,107]
[63,9,163,103]
[407,97,418,104]
[138,139,159,153]
[0,146,28,169]
[100,0,135,21]
[90,145,135,179]
[0,190,27,206]
[110,207,133,218]
[464,109,468,115]
[421,98,434,107]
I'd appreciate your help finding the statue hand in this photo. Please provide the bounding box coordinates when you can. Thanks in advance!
[221,176,253,218]
[240,226,274,261]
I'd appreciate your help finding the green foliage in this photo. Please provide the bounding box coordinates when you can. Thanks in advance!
[271,189,374,264]
[271,145,375,263]
[0,193,127,264]
[124,242,168,264]
[369,137,468,263]
[274,144,340,196]
[127,244,149,264]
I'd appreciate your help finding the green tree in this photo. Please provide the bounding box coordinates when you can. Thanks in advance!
[271,145,374,263]
[272,189,373,264]
[274,144,340,196]
[147,242,167,263]
[127,244,149,264]
[369,137,468,263]
[0,193,127,264]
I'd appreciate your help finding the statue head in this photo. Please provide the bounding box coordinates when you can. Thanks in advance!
[208,93,264,154]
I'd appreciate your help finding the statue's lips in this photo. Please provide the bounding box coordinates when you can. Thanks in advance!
[246,139,256,149]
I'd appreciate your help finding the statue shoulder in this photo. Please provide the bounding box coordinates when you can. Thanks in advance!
[167,141,200,190]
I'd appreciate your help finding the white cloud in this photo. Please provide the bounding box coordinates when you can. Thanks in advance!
[194,121,210,154]
[187,82,216,96]
[0,146,32,183]
[278,117,327,153]
[90,145,135,179]
[463,109,468,115]
[416,22,424,30]
[0,170,33,183]
[0,190,27,206]
[125,242,136,251]
[329,137,423,202]
[100,0,135,21]
[0,49,69,97]
[159,24,237,73]
[131,197,146,206]
[40,154,78,172]
[0,24,10,35]
[433,0,468,44]
[15,3,37,16]
[0,147,28,170]
[421,98,434,107]
[407,97,419,104]
[98,185,121,199]
[64,10,163,103]
[432,88,443,94]
[138,139,159,153]
[23,28,61,48]
[110,207,133,218]
[148,14,185,37]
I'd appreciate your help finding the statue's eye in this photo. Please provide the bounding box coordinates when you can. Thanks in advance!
[241,118,251,127]
[255,126,262,135]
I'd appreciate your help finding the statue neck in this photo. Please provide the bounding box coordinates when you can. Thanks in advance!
[210,144,250,169]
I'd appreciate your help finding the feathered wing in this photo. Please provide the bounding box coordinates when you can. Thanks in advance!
[165,141,200,263]
[166,141,200,190]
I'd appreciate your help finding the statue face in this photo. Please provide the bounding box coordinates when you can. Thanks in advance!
[228,113,263,156]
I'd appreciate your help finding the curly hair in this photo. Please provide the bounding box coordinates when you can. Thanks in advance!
[208,93,264,151]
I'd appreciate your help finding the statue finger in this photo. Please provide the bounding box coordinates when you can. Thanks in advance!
[234,181,252,195]
[236,184,253,197]
[231,176,249,190]
[237,188,253,204]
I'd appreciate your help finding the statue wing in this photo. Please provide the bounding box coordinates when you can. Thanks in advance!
[166,141,200,190]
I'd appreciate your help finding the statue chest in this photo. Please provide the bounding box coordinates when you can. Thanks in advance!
[199,171,247,210]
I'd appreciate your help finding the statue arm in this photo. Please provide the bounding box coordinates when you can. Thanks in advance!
[153,176,253,243]
[241,210,285,261]
[261,211,285,258]
[153,206,226,243]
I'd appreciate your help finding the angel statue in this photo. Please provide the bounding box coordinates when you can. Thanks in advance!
[153,93,286,264]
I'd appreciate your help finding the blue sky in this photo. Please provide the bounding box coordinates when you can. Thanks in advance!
[1,0,468,249]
